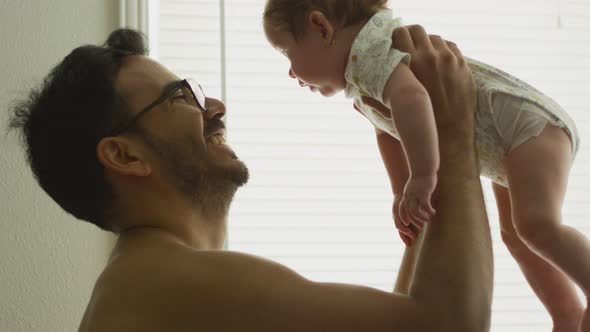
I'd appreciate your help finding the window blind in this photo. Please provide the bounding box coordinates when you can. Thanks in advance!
[153,1,590,330]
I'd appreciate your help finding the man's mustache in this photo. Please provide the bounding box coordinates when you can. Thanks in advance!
[204,118,225,137]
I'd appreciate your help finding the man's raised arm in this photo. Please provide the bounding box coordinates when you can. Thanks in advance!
[394,25,493,330]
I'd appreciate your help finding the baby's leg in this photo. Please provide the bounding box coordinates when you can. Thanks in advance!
[506,123,590,331]
[493,183,583,331]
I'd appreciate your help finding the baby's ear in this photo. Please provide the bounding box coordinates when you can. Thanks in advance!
[308,11,335,44]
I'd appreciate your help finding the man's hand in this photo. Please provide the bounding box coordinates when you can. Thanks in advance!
[359,26,476,141]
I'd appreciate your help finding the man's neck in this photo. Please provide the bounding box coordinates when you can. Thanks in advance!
[111,198,228,253]
[110,219,226,261]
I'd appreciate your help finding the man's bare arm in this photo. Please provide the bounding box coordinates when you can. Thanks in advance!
[396,26,493,330]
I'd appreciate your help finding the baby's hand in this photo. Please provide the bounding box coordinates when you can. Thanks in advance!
[393,193,419,246]
[399,175,437,228]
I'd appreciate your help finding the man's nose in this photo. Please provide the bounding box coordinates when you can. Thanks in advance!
[203,97,226,120]
[288,68,296,79]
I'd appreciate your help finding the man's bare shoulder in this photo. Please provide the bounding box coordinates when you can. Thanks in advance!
[80,238,422,331]
[79,243,299,332]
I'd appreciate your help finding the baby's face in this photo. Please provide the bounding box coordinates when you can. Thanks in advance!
[264,22,347,97]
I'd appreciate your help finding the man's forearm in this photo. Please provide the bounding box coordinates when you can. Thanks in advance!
[410,137,493,330]
[384,23,492,331]
[393,230,425,294]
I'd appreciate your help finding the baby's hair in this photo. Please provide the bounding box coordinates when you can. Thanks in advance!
[264,0,389,39]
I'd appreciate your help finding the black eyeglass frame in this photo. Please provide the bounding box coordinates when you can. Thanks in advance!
[108,78,207,136]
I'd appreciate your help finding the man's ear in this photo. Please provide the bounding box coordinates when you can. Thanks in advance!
[96,137,152,177]
[308,11,335,45]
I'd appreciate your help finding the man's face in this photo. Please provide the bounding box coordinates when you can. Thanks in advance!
[114,56,249,205]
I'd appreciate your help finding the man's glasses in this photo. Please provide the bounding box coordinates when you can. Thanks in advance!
[109,78,207,136]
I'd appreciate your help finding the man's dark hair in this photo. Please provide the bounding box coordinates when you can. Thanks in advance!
[7,29,148,231]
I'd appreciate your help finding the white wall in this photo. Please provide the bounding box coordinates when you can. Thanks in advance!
[0,1,118,331]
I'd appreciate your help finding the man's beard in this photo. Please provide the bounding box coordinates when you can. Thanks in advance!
[141,133,249,215]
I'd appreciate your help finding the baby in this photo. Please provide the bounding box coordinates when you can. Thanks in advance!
[263,0,588,330]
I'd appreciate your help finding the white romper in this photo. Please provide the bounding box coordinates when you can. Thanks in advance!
[345,9,580,186]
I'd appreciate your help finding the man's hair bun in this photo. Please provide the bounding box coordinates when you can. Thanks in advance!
[104,28,148,55]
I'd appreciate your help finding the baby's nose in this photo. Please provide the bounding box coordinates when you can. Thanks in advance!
[288,68,296,79]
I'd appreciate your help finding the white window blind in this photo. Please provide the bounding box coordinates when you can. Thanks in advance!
[152,1,590,330]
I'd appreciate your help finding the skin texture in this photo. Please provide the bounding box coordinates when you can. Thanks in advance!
[78,26,493,332]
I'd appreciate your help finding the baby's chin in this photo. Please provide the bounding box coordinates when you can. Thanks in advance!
[318,86,343,97]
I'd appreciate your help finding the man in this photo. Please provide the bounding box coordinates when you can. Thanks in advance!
[9,26,493,331]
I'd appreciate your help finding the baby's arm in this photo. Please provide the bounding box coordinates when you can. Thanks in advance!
[382,62,439,224]
[376,128,408,197]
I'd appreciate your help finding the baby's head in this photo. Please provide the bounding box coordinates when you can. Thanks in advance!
[263,0,388,97]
